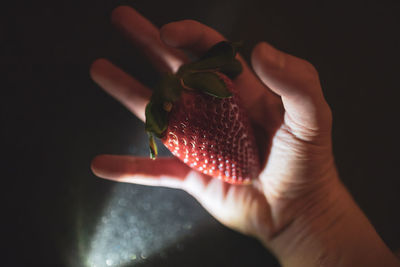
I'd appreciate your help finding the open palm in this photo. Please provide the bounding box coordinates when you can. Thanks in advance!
[91,6,336,247]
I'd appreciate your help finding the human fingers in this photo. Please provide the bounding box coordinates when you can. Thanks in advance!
[90,58,150,121]
[160,19,225,56]
[251,42,332,136]
[91,154,216,196]
[160,20,281,120]
[111,6,188,73]
[91,154,194,189]
[90,155,271,239]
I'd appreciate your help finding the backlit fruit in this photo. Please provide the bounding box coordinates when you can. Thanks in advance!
[145,41,260,184]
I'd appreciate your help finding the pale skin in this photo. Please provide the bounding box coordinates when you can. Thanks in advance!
[90,6,400,267]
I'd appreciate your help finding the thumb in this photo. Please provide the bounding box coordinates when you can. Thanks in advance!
[251,42,332,136]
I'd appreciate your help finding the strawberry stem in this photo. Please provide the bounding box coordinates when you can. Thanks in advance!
[148,133,158,159]
[163,101,173,112]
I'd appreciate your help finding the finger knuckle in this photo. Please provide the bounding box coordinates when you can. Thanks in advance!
[303,60,319,76]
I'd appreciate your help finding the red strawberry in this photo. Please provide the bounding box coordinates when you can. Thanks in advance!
[145,41,260,184]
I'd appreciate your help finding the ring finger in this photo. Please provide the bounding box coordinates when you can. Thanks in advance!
[91,6,190,121]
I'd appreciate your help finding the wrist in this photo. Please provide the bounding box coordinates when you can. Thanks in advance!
[264,176,400,267]
[267,176,347,266]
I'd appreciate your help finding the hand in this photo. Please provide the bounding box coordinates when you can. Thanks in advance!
[90,6,400,267]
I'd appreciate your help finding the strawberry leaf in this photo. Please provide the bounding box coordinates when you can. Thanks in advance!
[200,41,242,61]
[158,74,182,102]
[182,72,232,98]
[177,41,243,79]
[145,98,168,138]
[219,59,242,79]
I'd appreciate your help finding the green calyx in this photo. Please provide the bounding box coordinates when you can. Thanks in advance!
[145,41,243,159]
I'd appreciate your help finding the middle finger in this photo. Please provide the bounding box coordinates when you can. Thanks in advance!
[111,6,189,73]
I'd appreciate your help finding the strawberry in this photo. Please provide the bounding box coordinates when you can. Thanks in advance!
[145,41,260,184]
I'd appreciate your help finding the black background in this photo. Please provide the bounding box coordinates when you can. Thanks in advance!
[2,1,400,266]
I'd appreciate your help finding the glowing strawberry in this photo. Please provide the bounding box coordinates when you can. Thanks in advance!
[145,41,260,184]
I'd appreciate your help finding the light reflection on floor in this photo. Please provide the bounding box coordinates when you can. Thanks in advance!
[85,183,206,267]
[82,126,207,266]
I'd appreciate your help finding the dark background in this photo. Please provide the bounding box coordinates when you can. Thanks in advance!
[2,1,400,266]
